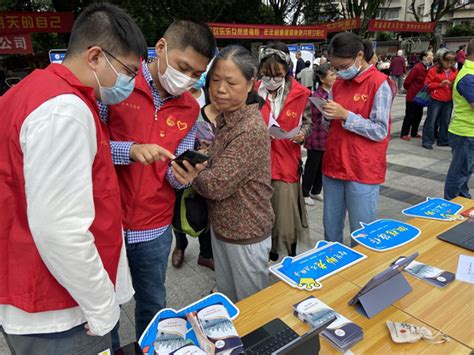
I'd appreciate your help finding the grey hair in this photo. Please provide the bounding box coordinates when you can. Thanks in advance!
[208,45,257,82]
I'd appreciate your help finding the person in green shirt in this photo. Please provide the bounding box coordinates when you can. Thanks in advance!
[444,38,474,200]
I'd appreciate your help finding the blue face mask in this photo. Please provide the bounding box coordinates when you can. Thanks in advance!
[193,72,207,90]
[337,58,361,80]
[93,53,135,105]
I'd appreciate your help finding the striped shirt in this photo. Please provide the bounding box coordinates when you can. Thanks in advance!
[98,60,197,244]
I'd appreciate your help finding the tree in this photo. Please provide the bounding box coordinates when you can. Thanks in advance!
[408,0,472,48]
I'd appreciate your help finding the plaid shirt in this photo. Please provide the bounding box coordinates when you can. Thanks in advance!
[304,86,329,151]
[323,66,393,142]
[98,60,197,244]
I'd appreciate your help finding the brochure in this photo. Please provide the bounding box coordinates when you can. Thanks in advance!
[153,317,189,354]
[293,296,363,352]
[139,293,240,355]
[394,257,455,288]
[188,304,244,355]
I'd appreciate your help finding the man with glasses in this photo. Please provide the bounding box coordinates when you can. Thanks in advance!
[0,4,150,354]
[100,20,216,344]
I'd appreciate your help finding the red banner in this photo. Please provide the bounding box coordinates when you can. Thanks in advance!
[0,12,74,34]
[368,20,436,33]
[325,18,361,33]
[0,33,32,54]
[208,23,327,40]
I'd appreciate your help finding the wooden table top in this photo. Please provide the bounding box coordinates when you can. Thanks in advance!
[235,197,474,353]
[235,276,471,354]
[337,197,474,348]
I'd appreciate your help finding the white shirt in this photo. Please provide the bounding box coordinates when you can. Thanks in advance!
[0,94,133,336]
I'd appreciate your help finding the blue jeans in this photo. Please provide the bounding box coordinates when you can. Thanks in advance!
[444,132,473,200]
[422,99,453,147]
[323,175,380,246]
[125,227,172,340]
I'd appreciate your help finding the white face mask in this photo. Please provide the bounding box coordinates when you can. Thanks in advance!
[157,42,198,96]
[262,76,284,91]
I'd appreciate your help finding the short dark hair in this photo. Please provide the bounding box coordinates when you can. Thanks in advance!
[164,20,216,60]
[66,3,147,59]
[437,50,456,73]
[304,60,311,67]
[208,45,259,104]
[329,32,373,62]
[314,63,333,85]
[209,45,257,82]
[259,41,291,78]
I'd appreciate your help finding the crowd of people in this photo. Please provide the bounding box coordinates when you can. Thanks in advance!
[0,3,472,354]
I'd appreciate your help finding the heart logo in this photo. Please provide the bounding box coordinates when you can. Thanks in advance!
[166,116,175,127]
[160,131,166,138]
[361,94,369,102]
[177,121,188,131]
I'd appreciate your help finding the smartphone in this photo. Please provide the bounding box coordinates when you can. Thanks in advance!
[172,149,209,170]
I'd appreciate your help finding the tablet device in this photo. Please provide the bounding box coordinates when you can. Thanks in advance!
[348,252,419,306]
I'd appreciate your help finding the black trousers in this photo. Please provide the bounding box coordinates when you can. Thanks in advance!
[302,149,324,197]
[401,101,424,137]
[175,229,213,259]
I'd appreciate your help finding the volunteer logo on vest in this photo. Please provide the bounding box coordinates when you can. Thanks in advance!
[160,130,166,138]
[286,109,298,118]
[353,94,368,102]
[166,115,176,127]
[177,120,188,130]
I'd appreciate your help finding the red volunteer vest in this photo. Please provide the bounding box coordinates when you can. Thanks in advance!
[258,78,310,183]
[107,69,199,230]
[323,66,391,184]
[0,64,123,312]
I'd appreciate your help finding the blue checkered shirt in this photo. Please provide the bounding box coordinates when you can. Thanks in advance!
[323,68,393,141]
[98,60,197,244]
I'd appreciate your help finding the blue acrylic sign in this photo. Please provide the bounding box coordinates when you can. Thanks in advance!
[351,219,421,252]
[49,49,67,64]
[300,44,314,52]
[147,47,156,59]
[270,242,367,291]
[287,44,299,52]
[138,293,239,354]
[402,197,464,221]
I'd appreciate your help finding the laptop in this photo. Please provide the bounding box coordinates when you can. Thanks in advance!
[437,220,474,251]
[241,316,336,355]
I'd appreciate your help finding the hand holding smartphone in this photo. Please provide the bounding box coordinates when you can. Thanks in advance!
[172,150,209,171]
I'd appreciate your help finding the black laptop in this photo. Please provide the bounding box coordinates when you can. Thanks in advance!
[241,316,336,355]
[437,220,474,251]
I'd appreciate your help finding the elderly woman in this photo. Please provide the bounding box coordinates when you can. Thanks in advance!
[193,45,274,302]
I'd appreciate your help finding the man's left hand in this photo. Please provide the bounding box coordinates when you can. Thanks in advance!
[171,160,207,185]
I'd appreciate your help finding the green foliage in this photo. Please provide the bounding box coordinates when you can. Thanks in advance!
[445,23,474,37]
[376,32,394,41]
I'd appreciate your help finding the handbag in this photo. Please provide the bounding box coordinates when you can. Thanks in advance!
[413,84,431,107]
[172,186,209,238]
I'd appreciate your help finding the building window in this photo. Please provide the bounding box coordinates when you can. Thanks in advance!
[376,8,400,20]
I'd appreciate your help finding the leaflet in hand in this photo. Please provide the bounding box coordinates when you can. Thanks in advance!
[268,113,302,140]
[293,296,363,352]
[309,97,331,119]
[395,257,455,288]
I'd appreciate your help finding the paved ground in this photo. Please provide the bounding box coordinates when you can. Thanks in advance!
[1,94,471,353]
